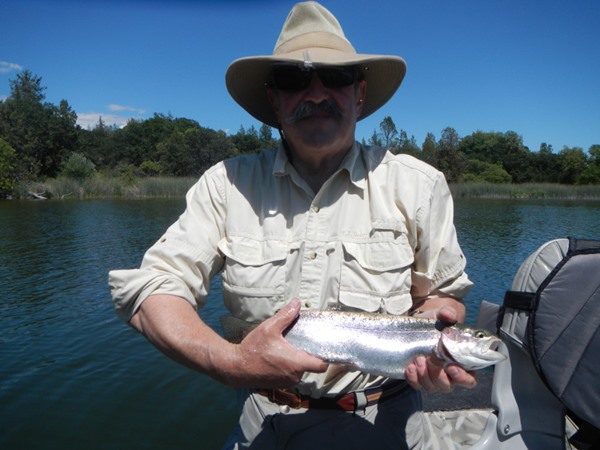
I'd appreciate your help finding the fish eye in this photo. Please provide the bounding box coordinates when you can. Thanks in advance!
[475,331,486,339]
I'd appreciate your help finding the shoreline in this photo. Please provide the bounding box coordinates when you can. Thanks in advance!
[8,178,600,201]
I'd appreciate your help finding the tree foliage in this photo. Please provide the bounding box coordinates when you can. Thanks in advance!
[0,70,78,180]
[1,70,599,197]
[0,137,17,195]
[61,152,96,180]
[579,145,600,184]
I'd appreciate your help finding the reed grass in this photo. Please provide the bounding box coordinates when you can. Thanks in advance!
[18,176,198,199]
[15,178,600,200]
[450,183,600,200]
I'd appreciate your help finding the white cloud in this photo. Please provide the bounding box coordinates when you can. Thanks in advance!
[77,113,131,129]
[77,104,147,129]
[0,61,23,73]
[108,103,146,114]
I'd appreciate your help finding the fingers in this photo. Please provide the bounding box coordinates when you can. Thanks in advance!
[446,365,477,389]
[273,300,328,374]
[405,358,477,393]
[266,298,301,334]
[235,299,327,388]
[406,356,452,393]
[436,306,459,325]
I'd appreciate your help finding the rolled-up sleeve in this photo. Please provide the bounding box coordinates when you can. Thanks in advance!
[411,171,472,300]
[108,164,227,322]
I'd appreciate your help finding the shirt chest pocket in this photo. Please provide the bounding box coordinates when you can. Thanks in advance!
[339,235,415,314]
[217,237,289,320]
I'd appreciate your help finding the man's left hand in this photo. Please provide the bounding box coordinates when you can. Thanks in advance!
[405,304,478,393]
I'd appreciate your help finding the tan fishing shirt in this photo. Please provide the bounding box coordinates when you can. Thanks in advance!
[109,141,472,396]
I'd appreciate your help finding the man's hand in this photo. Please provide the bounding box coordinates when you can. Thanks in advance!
[131,294,327,390]
[405,302,478,393]
[228,299,329,388]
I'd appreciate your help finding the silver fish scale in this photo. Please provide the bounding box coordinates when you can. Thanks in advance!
[285,310,442,378]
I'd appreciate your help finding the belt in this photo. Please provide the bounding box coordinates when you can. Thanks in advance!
[256,380,409,412]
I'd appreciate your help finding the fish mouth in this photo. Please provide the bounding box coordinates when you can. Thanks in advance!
[439,331,507,368]
[485,338,502,352]
[483,337,502,353]
[479,337,507,363]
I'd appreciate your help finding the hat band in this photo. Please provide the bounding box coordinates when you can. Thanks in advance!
[275,32,356,56]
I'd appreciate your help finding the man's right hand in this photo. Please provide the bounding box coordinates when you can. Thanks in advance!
[131,294,327,389]
[226,298,329,388]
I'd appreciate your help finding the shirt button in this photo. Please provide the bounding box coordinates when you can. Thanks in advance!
[312,205,320,213]
[280,405,291,414]
[304,301,312,308]
[308,251,317,260]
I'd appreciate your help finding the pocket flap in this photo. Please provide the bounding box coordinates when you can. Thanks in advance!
[342,240,414,272]
[218,237,288,266]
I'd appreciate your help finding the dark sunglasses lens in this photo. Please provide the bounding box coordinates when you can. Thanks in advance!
[317,67,357,88]
[271,65,358,91]
[272,66,312,91]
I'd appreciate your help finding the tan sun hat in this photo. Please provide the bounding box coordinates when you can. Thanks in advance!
[225,1,407,128]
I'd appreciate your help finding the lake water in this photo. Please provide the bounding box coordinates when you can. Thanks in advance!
[1,197,599,449]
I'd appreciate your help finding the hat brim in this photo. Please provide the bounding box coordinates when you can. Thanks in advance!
[226,50,406,128]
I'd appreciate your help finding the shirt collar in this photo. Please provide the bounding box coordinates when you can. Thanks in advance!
[273,144,289,176]
[273,141,367,190]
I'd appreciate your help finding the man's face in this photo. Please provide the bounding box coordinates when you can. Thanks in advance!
[267,65,367,155]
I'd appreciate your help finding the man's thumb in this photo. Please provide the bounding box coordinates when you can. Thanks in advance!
[271,298,301,332]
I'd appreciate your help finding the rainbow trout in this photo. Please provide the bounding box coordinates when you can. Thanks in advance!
[221,310,506,379]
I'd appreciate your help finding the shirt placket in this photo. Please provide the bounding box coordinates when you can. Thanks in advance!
[298,199,326,308]
[298,199,331,309]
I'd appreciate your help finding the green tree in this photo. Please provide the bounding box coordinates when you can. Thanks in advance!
[579,145,600,184]
[463,160,512,183]
[139,160,162,176]
[396,130,420,158]
[421,133,437,166]
[460,131,503,164]
[529,142,561,183]
[0,70,78,179]
[259,123,278,150]
[231,125,261,154]
[78,117,118,169]
[60,152,96,180]
[379,116,399,151]
[0,137,17,195]
[460,130,532,183]
[368,128,383,147]
[435,127,467,183]
[158,126,236,176]
[500,131,531,183]
[558,146,587,184]
[0,70,47,179]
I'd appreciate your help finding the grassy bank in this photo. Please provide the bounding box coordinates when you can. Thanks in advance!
[17,176,198,199]
[13,178,600,200]
[450,183,600,200]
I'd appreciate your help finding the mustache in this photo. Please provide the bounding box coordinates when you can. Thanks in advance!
[282,100,343,124]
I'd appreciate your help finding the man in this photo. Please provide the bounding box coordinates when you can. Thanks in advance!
[109,2,475,449]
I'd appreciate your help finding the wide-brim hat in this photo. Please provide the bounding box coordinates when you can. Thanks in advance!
[226,1,407,128]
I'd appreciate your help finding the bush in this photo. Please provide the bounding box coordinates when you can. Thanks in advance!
[139,160,162,176]
[61,152,96,180]
[464,160,512,183]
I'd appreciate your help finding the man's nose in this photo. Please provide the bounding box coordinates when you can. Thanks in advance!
[302,73,330,103]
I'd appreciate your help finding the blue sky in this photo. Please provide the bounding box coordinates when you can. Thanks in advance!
[1,0,598,152]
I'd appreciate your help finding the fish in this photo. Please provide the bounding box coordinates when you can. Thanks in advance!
[220,309,506,379]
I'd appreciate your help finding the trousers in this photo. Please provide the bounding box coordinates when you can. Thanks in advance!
[222,386,424,450]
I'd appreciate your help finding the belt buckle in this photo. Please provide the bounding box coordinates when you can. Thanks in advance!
[269,388,303,409]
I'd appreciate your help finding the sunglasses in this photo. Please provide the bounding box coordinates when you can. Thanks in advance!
[270,64,361,92]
